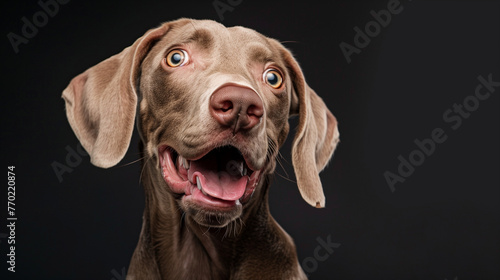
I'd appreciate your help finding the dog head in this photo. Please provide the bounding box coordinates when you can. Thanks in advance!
[62,19,339,227]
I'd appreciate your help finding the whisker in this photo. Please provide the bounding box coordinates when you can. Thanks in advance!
[237,217,245,236]
[189,20,199,32]
[266,137,295,183]
[278,150,291,165]
[274,171,297,184]
[117,155,146,168]
[199,220,210,237]
[139,156,154,184]
[233,219,239,237]
[223,223,231,240]
[275,154,290,179]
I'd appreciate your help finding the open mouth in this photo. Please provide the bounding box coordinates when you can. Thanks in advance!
[159,145,261,210]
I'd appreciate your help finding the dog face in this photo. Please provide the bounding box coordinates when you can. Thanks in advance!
[139,20,294,227]
[62,18,339,228]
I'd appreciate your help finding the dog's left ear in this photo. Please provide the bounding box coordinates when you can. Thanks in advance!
[270,40,340,208]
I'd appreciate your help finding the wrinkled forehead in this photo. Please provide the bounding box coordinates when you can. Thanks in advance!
[154,19,284,67]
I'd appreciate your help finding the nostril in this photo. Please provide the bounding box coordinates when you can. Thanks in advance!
[247,104,263,118]
[220,101,233,112]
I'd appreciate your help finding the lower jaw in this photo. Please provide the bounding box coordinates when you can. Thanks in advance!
[170,173,263,227]
[180,197,243,228]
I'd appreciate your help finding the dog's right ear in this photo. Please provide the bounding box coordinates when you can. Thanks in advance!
[62,21,183,168]
[269,39,340,208]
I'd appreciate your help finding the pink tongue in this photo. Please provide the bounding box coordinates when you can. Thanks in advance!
[187,151,248,201]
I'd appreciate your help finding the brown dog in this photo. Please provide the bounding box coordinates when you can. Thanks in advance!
[62,18,339,280]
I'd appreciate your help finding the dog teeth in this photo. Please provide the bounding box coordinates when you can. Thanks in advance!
[179,156,190,170]
[242,166,247,176]
[196,176,208,196]
[196,176,202,190]
[237,162,244,175]
[235,199,241,206]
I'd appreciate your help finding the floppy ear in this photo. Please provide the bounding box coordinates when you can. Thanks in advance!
[61,23,170,168]
[274,42,340,208]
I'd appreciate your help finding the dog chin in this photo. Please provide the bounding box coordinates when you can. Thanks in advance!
[181,200,243,228]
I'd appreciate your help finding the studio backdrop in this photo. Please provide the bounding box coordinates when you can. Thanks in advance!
[1,0,499,279]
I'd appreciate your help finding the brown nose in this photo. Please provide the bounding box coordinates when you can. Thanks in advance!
[210,85,263,133]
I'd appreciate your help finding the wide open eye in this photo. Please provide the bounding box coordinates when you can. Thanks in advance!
[263,68,283,89]
[165,49,189,67]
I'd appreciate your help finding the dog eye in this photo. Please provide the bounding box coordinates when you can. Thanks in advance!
[165,49,189,67]
[263,69,283,89]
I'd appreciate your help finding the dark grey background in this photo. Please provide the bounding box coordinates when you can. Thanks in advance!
[1,0,499,279]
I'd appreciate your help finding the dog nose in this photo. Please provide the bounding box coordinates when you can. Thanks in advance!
[210,85,263,133]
